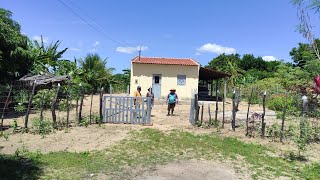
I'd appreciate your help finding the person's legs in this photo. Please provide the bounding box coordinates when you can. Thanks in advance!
[171,103,175,115]
[167,104,171,116]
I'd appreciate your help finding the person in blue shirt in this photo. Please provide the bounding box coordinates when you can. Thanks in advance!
[166,88,178,116]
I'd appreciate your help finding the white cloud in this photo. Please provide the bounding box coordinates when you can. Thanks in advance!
[196,43,236,55]
[116,46,148,54]
[70,47,81,51]
[262,56,277,61]
[194,52,201,56]
[93,41,100,47]
[32,35,48,43]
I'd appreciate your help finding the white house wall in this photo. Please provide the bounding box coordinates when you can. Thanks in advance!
[130,63,199,100]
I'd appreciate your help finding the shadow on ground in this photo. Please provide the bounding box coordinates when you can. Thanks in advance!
[0,154,42,179]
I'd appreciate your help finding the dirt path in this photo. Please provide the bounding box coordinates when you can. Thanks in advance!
[133,160,250,180]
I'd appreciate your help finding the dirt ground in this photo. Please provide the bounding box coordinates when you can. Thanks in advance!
[1,94,319,179]
[132,160,251,180]
[0,94,278,155]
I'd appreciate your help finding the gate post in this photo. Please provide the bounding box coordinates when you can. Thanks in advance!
[146,97,152,124]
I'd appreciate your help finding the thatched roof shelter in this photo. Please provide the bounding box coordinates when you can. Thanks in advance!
[19,74,70,86]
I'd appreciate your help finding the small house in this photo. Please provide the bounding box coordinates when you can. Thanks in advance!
[130,56,230,100]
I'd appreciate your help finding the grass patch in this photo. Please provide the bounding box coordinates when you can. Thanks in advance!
[300,163,320,180]
[1,128,319,179]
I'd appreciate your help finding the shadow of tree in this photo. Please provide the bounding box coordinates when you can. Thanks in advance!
[0,154,42,179]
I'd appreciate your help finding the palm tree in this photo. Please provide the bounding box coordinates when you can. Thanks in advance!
[79,53,114,92]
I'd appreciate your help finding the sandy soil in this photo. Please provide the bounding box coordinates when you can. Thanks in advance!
[132,160,251,180]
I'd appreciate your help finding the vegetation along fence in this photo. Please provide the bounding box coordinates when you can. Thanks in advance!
[189,82,320,156]
[0,81,141,134]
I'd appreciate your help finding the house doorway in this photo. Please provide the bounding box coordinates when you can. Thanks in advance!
[152,74,161,99]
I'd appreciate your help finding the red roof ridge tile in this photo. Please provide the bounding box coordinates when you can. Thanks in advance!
[131,56,199,66]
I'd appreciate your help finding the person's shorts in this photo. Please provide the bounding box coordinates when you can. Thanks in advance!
[168,103,176,110]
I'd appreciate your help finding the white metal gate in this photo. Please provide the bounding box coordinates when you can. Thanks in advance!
[103,96,152,125]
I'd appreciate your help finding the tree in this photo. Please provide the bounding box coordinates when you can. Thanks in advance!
[112,69,131,92]
[292,0,320,60]
[0,8,33,81]
[289,41,319,67]
[78,53,114,92]
[30,36,68,75]
[206,53,244,86]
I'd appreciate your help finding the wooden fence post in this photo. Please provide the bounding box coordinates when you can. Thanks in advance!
[222,78,227,128]
[75,96,79,124]
[51,83,61,127]
[280,92,287,143]
[127,85,130,95]
[246,87,253,136]
[200,103,204,125]
[261,91,267,139]
[66,87,69,128]
[301,95,308,138]
[214,79,219,126]
[25,81,36,129]
[1,85,12,131]
[195,94,200,126]
[99,87,104,123]
[78,83,84,123]
[89,92,93,124]
[232,88,236,131]
[40,91,46,120]
[208,104,211,126]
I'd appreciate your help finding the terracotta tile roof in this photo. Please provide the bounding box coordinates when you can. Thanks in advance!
[132,56,199,66]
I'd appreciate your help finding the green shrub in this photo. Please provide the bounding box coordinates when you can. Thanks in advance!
[14,103,26,113]
[242,78,283,104]
[267,123,282,141]
[13,89,29,104]
[32,89,55,109]
[31,117,53,136]
[58,99,72,111]
[266,94,299,116]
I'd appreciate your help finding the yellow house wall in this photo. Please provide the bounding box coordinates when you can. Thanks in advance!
[130,63,199,100]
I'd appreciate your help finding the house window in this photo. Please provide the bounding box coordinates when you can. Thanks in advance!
[135,79,138,84]
[177,75,186,86]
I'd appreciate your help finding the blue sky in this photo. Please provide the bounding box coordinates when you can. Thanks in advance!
[0,0,309,73]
